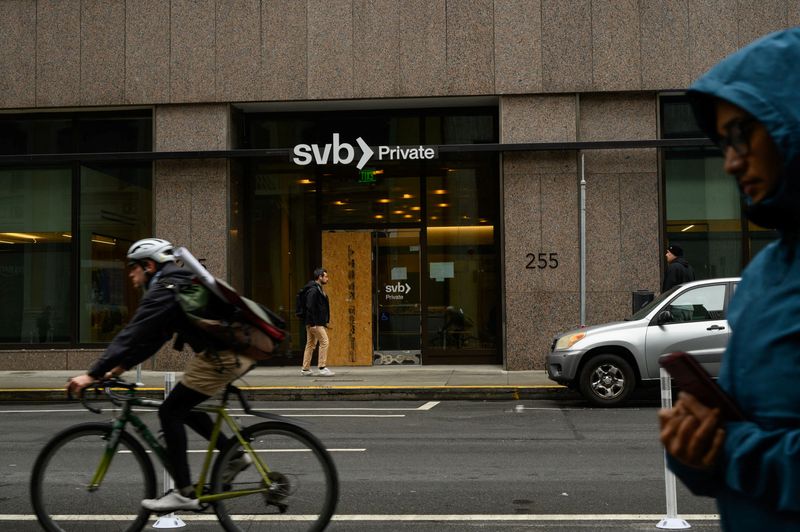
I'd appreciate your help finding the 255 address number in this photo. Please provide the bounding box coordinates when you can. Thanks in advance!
[525,253,559,269]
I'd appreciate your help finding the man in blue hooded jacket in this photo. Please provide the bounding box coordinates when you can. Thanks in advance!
[659,28,800,531]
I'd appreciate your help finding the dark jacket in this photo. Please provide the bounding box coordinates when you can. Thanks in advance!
[302,280,330,327]
[662,258,695,292]
[87,262,199,379]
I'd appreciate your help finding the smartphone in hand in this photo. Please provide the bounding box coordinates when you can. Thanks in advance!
[659,351,745,421]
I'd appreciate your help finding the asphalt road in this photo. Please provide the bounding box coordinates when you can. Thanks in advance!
[0,397,720,531]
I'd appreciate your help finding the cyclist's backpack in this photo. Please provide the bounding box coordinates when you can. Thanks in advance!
[295,285,311,319]
[166,248,287,360]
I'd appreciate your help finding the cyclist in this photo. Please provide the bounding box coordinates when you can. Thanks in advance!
[67,237,255,512]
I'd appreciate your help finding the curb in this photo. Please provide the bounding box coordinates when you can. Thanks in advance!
[0,385,571,403]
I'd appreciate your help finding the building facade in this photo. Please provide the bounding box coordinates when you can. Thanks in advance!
[1,1,796,371]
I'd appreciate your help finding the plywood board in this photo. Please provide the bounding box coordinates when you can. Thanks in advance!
[321,231,373,365]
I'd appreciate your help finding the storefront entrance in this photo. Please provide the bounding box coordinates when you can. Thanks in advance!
[240,103,502,366]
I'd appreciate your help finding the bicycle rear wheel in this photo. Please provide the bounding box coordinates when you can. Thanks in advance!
[30,422,157,532]
[212,421,338,531]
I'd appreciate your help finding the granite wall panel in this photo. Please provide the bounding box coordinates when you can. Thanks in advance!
[398,0,446,96]
[736,0,788,48]
[591,0,641,91]
[688,0,738,81]
[216,0,261,102]
[353,0,400,98]
[154,159,228,279]
[262,0,307,101]
[789,1,800,26]
[501,95,577,143]
[81,0,125,106]
[307,0,353,99]
[0,1,36,108]
[639,0,689,90]
[446,0,494,95]
[578,93,657,173]
[506,289,580,370]
[36,0,81,107]
[494,0,542,94]
[155,104,229,152]
[125,0,170,104]
[170,0,216,102]
[504,151,581,370]
[585,290,629,326]
[541,0,592,92]
[620,171,660,293]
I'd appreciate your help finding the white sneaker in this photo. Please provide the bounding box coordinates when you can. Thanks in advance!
[300,369,313,376]
[221,451,253,484]
[318,367,335,376]
[142,489,201,512]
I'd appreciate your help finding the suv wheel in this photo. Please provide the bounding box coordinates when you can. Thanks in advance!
[578,354,635,407]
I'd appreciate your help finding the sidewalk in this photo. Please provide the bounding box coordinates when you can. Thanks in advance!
[0,365,569,402]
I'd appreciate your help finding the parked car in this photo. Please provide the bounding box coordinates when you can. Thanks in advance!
[546,277,740,407]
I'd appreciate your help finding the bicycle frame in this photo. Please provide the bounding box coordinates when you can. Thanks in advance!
[86,384,276,503]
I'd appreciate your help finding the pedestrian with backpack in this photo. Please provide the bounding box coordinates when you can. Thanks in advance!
[298,267,335,376]
[66,238,264,512]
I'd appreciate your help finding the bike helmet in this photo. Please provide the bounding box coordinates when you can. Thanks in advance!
[126,238,176,266]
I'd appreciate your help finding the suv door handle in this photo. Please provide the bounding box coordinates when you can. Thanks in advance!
[706,324,726,331]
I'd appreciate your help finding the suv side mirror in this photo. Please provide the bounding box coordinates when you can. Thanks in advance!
[657,310,673,325]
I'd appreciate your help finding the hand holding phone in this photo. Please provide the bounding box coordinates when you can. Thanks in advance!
[659,351,745,421]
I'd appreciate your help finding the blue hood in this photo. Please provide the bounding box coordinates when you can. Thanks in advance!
[688,27,800,231]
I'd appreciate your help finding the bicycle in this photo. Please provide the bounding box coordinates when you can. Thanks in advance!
[30,378,338,532]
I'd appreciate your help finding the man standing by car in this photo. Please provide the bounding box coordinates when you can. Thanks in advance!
[662,244,695,292]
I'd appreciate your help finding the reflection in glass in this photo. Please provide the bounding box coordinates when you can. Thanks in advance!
[0,168,72,343]
[79,164,152,343]
[661,95,778,274]
[245,162,315,355]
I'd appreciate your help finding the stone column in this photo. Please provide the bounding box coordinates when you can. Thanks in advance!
[501,95,579,370]
[151,103,230,369]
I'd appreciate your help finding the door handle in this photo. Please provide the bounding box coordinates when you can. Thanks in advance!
[706,324,726,331]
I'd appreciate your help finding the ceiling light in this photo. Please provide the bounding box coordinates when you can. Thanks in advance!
[437,203,449,208]
[433,189,447,195]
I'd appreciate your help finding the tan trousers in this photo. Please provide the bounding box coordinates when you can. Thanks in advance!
[302,325,329,369]
[182,350,255,396]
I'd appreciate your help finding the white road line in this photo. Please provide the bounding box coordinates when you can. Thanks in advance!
[236,414,405,418]
[417,401,439,410]
[0,514,721,522]
[122,448,366,454]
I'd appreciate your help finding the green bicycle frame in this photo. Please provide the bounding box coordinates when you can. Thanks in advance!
[86,388,273,503]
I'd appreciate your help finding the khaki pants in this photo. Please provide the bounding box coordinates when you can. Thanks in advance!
[302,325,329,369]
[182,350,255,397]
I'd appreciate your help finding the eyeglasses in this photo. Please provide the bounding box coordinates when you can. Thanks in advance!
[717,117,756,156]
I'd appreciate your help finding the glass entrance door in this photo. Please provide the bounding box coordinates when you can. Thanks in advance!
[373,229,421,364]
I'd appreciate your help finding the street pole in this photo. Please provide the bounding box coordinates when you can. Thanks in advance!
[579,153,586,326]
[153,371,186,529]
[656,367,690,529]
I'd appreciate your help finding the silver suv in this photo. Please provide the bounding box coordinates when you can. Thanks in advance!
[546,277,740,406]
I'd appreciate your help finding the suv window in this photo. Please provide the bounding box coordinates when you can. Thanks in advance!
[668,284,726,322]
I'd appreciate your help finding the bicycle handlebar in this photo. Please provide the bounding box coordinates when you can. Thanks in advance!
[70,378,138,414]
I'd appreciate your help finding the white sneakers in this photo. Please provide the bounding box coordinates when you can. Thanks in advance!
[301,367,336,376]
[221,451,253,485]
[141,489,201,512]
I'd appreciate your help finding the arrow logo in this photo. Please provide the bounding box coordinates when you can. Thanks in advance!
[355,137,374,169]
[404,283,411,293]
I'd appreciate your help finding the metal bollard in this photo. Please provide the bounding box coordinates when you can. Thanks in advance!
[153,372,187,529]
[656,367,690,529]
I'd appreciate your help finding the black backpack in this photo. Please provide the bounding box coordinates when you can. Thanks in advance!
[295,285,311,318]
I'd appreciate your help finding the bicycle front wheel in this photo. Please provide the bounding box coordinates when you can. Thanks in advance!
[30,422,157,532]
[212,421,339,532]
